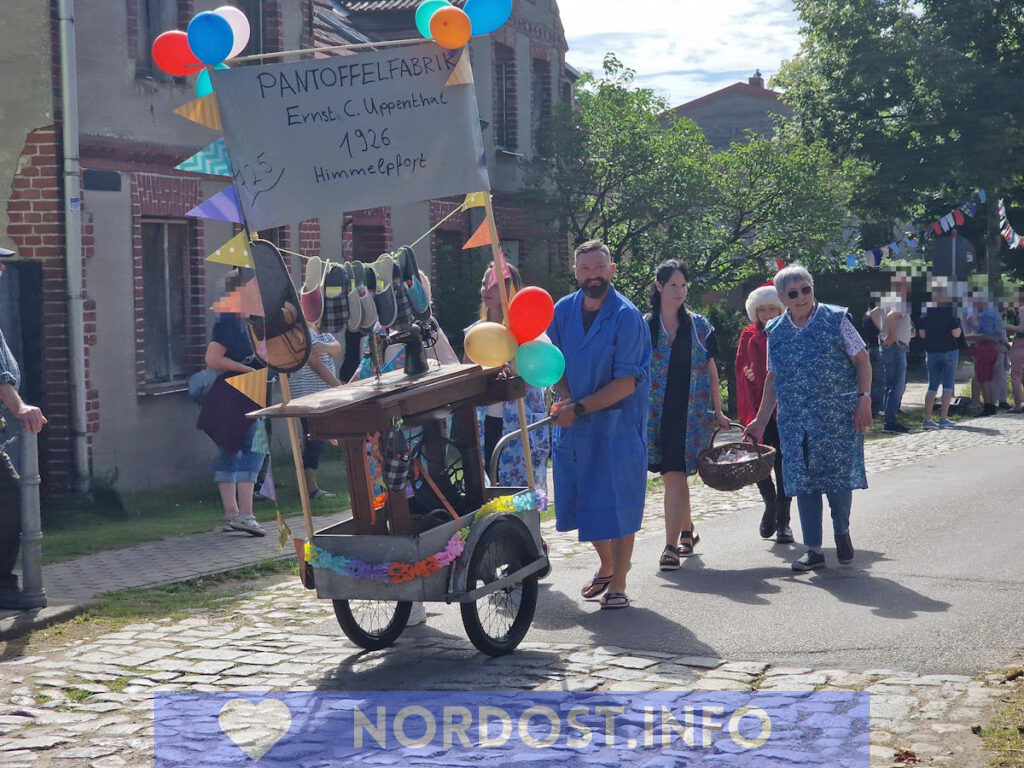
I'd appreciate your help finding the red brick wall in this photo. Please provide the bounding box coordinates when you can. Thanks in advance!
[298,219,320,261]
[341,207,391,262]
[129,173,206,393]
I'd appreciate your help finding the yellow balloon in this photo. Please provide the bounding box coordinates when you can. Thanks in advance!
[465,321,518,367]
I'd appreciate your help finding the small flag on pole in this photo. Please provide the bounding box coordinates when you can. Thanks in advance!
[463,218,493,249]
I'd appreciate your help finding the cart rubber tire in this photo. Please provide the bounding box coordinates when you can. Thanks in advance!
[332,600,412,651]
[460,517,538,656]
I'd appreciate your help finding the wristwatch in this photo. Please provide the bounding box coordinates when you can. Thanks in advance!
[573,401,587,418]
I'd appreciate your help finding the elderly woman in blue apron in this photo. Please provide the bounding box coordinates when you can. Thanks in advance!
[646,260,730,570]
[743,265,873,571]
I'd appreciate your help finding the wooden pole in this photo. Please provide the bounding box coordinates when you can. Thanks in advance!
[482,195,536,491]
[279,373,316,540]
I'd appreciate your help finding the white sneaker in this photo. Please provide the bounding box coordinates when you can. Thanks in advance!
[407,602,427,626]
[922,419,939,430]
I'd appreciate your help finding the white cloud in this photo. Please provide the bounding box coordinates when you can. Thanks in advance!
[558,0,802,105]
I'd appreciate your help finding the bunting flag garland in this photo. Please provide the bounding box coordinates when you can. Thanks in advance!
[175,138,232,177]
[207,230,253,267]
[226,367,268,408]
[998,199,1024,250]
[173,93,222,131]
[259,458,277,501]
[846,189,987,269]
[445,51,474,87]
[186,184,244,223]
[277,508,292,551]
[462,191,488,208]
[462,217,493,249]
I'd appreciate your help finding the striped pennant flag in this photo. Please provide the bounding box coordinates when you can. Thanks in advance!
[175,139,231,177]
[173,93,222,132]
[186,184,244,224]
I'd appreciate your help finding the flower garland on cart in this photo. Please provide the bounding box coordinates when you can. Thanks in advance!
[304,491,548,585]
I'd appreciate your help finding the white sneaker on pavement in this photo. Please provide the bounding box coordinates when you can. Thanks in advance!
[407,602,427,626]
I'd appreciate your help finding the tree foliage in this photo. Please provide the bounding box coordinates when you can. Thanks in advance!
[774,0,1024,281]
[527,54,865,304]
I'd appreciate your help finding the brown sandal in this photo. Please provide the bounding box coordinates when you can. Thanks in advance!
[679,529,700,556]
[659,544,681,571]
[581,573,613,600]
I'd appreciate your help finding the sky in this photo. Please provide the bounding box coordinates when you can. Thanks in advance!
[557,0,803,107]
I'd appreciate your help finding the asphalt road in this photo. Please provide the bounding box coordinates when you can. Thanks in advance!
[425,442,1024,673]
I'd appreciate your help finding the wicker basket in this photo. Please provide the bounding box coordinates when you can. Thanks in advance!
[697,423,776,492]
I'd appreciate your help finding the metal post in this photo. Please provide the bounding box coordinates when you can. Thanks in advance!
[18,431,46,609]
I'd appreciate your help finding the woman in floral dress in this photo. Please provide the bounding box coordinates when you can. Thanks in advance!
[646,260,730,570]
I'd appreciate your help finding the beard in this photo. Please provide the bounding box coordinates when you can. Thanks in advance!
[582,278,610,299]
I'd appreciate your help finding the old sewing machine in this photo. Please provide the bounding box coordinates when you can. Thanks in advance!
[255,320,549,657]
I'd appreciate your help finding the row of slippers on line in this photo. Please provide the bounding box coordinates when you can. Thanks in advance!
[299,245,432,335]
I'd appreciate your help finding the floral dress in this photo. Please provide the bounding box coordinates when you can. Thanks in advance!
[476,387,550,493]
[647,312,717,476]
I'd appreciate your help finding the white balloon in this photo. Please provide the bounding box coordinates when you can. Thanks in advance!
[216,5,251,60]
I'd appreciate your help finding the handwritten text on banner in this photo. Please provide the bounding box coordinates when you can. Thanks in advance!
[212,44,491,231]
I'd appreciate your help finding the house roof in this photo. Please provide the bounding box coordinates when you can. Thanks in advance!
[672,82,785,114]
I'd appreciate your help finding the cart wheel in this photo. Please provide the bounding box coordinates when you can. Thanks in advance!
[460,518,538,657]
[332,600,411,651]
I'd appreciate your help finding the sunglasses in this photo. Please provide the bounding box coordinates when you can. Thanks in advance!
[787,285,813,300]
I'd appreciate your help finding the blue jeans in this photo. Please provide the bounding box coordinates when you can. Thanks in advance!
[796,491,852,549]
[882,344,907,426]
[925,350,958,394]
[213,421,264,484]
[868,347,885,415]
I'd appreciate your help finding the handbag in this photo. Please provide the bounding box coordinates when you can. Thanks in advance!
[188,368,220,404]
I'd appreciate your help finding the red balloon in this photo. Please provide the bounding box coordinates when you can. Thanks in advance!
[508,286,555,344]
[152,30,204,77]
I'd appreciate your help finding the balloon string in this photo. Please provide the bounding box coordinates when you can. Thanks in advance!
[274,202,469,264]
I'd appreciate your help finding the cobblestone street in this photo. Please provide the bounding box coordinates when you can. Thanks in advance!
[1,411,1022,767]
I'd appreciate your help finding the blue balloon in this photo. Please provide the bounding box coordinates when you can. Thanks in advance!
[195,63,229,98]
[188,11,234,66]
[465,0,512,36]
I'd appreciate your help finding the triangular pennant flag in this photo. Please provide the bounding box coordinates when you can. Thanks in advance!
[462,217,493,249]
[932,221,943,236]
[463,191,488,208]
[978,189,987,204]
[953,209,965,227]
[175,138,232,177]
[226,367,268,408]
[872,248,883,266]
[888,241,900,256]
[775,258,786,270]
[173,93,222,131]
[259,459,277,501]
[879,246,890,262]
[445,51,475,86]
[251,420,270,455]
[294,538,308,586]
[207,230,253,267]
[946,213,957,230]
[210,287,243,314]
[846,254,857,269]
[277,508,291,551]
[968,202,977,216]
[187,185,244,223]
[862,251,874,267]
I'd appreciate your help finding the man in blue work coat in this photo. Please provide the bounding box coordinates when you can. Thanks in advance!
[548,240,652,610]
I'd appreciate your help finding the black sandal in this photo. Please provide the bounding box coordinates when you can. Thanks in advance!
[659,544,681,571]
[679,529,700,556]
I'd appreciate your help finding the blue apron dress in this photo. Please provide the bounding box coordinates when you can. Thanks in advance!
[766,303,867,496]
[548,286,652,542]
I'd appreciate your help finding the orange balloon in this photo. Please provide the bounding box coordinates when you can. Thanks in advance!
[429,6,472,50]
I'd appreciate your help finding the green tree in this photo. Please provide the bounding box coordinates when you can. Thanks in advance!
[527,55,864,305]
[774,0,1024,284]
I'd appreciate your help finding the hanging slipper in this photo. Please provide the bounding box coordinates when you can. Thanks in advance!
[321,260,350,333]
[247,239,311,374]
[397,245,430,316]
[300,255,324,324]
[370,253,398,328]
[392,262,414,331]
[344,261,362,333]
[350,260,377,331]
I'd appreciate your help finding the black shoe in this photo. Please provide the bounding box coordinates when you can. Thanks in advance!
[792,550,826,571]
[981,404,997,417]
[999,402,1012,411]
[775,525,794,543]
[835,530,855,564]
[759,505,776,539]
[883,422,910,433]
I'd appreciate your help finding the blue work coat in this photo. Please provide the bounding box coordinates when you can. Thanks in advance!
[548,286,652,541]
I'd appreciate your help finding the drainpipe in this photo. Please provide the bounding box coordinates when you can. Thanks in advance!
[58,0,89,493]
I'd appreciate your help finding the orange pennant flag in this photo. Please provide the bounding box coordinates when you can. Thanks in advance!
[462,218,493,250]
[210,287,243,314]
[226,367,268,408]
[173,93,222,132]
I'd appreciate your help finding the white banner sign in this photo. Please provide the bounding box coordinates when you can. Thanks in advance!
[212,44,490,231]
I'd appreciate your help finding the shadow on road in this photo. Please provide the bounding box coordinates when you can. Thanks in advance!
[657,548,951,620]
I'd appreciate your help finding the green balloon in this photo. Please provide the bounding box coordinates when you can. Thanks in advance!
[515,341,565,389]
[415,0,452,39]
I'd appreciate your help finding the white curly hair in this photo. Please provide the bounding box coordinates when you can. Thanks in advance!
[745,284,784,323]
